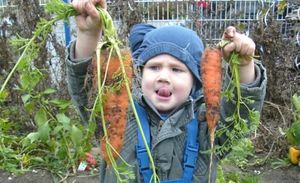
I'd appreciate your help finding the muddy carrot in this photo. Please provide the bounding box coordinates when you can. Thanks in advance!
[91,5,157,182]
[200,48,222,183]
[91,49,132,162]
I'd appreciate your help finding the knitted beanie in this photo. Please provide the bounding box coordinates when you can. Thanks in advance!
[129,23,204,95]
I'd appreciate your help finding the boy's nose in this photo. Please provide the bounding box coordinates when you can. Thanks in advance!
[157,69,171,83]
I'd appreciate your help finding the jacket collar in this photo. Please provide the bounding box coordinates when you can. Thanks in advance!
[140,95,204,126]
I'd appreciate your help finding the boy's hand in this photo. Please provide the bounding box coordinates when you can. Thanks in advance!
[220,26,256,84]
[72,0,107,59]
[72,0,106,35]
[221,26,255,66]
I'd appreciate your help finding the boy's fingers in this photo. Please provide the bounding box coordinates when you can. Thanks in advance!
[221,26,256,64]
[220,26,236,58]
[93,0,107,10]
[240,43,255,56]
[222,26,236,40]
[72,0,80,13]
[85,1,100,19]
[237,35,255,56]
[72,0,89,14]
[223,32,255,55]
[72,0,106,16]
[89,0,107,10]
[222,42,235,58]
[240,45,249,56]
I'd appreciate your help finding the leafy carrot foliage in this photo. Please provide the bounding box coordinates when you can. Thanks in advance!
[216,41,260,156]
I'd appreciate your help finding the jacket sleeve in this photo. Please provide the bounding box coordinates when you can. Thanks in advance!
[216,61,267,155]
[66,41,92,125]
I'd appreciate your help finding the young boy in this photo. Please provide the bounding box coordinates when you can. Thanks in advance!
[67,0,267,182]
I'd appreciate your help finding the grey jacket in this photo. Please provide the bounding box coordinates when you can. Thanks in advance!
[66,42,267,183]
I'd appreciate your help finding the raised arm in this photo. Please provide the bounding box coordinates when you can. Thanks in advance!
[72,0,106,59]
[66,0,107,125]
[221,26,256,84]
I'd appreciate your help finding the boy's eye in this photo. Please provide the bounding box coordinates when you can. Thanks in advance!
[149,65,160,71]
[172,67,183,72]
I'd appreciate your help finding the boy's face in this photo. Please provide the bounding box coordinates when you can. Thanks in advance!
[141,54,194,113]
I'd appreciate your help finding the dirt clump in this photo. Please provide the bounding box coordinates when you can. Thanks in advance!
[251,18,300,158]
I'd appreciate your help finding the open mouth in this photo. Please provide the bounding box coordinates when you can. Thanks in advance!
[156,87,172,97]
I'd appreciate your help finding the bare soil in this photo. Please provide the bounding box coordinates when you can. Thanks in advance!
[223,163,300,183]
[0,170,99,183]
[1,160,300,183]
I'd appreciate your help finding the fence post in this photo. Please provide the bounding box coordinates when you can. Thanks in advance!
[63,0,71,46]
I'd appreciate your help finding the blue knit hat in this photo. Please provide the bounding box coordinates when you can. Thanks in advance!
[129,24,204,95]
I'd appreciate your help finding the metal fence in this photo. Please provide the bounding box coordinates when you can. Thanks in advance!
[123,0,299,43]
[0,0,298,87]
[0,0,7,8]
[0,0,299,44]
[0,0,49,7]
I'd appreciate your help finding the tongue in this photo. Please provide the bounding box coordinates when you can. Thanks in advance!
[157,88,171,97]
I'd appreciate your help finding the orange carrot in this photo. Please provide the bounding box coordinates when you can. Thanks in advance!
[200,48,222,183]
[91,49,132,163]
[201,48,222,134]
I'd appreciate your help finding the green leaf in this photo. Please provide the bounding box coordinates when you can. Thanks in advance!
[30,157,45,163]
[43,88,56,95]
[217,40,231,48]
[52,125,64,135]
[24,101,35,113]
[292,94,300,112]
[116,162,135,180]
[21,94,31,104]
[56,113,71,129]
[249,110,260,131]
[25,132,40,143]
[38,121,50,142]
[34,108,48,127]
[9,34,28,49]
[277,0,287,13]
[271,157,290,169]
[0,90,8,102]
[71,125,83,147]
[225,116,234,122]
[240,119,249,131]
[19,70,42,90]
[45,0,77,21]
[287,122,300,146]
[50,99,71,110]
[16,57,28,70]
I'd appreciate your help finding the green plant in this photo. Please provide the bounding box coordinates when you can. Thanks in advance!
[224,172,260,183]
[271,157,290,169]
[0,131,26,174]
[0,0,157,182]
[292,94,300,122]
[216,165,226,183]
[217,162,261,183]
[287,94,300,146]
[0,71,95,175]
[223,138,255,169]
[0,0,94,178]
[215,41,260,157]
[21,89,95,173]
